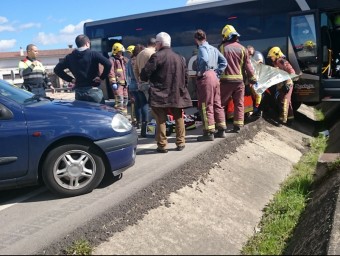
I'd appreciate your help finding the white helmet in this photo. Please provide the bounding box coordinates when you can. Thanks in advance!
[253,51,264,63]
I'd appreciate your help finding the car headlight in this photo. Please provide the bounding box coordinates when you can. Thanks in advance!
[111,113,132,132]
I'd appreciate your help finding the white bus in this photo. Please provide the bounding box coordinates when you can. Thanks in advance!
[84,0,340,107]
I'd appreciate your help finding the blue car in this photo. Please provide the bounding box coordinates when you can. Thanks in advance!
[0,80,138,197]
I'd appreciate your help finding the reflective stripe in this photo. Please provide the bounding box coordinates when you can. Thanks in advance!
[281,98,288,123]
[220,74,243,79]
[234,120,244,126]
[207,124,215,130]
[245,105,253,113]
[22,73,45,79]
[216,122,226,129]
[255,94,262,105]
[201,103,209,131]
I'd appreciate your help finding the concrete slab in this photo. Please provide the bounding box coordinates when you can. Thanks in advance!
[93,124,310,255]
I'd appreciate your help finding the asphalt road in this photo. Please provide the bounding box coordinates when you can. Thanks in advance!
[0,114,235,254]
[0,104,317,255]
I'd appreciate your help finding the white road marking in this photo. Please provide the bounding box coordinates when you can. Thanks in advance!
[0,187,47,212]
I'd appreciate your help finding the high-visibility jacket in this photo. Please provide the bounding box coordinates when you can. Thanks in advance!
[18,57,51,88]
[108,55,127,86]
[219,41,257,84]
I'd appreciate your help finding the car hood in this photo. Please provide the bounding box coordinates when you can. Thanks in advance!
[23,99,126,140]
[26,98,116,115]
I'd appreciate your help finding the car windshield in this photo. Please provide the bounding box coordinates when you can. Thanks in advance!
[0,80,42,104]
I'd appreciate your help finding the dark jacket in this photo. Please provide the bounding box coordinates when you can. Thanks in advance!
[140,47,192,108]
[54,48,112,88]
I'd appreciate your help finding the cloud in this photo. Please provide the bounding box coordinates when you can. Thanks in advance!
[0,16,9,24]
[0,25,15,32]
[60,19,93,34]
[186,0,223,5]
[0,39,16,51]
[19,22,41,30]
[34,19,93,47]
[47,16,66,23]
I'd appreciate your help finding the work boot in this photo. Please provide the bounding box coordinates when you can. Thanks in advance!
[227,125,241,133]
[197,131,214,141]
[215,129,226,138]
[141,122,147,137]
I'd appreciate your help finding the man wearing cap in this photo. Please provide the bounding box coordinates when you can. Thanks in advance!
[140,32,192,153]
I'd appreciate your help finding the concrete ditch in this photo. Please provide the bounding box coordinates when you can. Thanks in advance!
[92,103,340,255]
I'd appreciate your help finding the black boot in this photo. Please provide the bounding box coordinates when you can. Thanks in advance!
[141,122,147,137]
[197,131,214,141]
[215,129,226,138]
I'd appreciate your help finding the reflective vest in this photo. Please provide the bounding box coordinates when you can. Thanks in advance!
[18,58,50,87]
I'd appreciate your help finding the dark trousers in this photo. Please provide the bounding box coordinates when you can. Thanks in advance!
[130,90,149,123]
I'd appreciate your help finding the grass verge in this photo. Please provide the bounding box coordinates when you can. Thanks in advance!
[241,132,328,255]
[65,239,92,255]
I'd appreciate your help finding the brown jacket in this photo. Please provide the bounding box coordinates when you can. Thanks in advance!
[140,47,192,108]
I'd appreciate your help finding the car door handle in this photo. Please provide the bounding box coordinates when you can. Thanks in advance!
[0,157,17,165]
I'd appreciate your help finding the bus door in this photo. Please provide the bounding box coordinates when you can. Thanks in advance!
[288,11,321,103]
[289,10,340,103]
[318,11,340,101]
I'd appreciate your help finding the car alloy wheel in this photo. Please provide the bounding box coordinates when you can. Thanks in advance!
[53,149,96,190]
[42,142,106,197]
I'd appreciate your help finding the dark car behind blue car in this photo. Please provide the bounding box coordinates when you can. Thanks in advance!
[0,80,138,197]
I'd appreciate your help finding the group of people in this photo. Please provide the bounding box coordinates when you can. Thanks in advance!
[18,24,297,154]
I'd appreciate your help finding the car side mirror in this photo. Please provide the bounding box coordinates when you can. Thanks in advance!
[0,105,13,120]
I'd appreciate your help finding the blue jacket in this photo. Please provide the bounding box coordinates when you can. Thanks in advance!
[126,57,138,92]
[197,41,227,76]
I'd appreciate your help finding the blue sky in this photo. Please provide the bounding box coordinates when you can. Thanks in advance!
[0,0,219,52]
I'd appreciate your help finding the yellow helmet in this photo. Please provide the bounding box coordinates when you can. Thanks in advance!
[112,42,125,55]
[221,24,240,40]
[267,46,284,59]
[126,45,135,54]
[303,40,315,50]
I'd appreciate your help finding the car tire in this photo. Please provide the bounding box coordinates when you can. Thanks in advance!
[42,142,106,197]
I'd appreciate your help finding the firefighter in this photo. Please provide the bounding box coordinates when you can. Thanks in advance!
[194,29,227,141]
[267,46,296,125]
[108,42,129,115]
[219,25,257,133]
[19,44,55,97]
[250,50,265,117]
